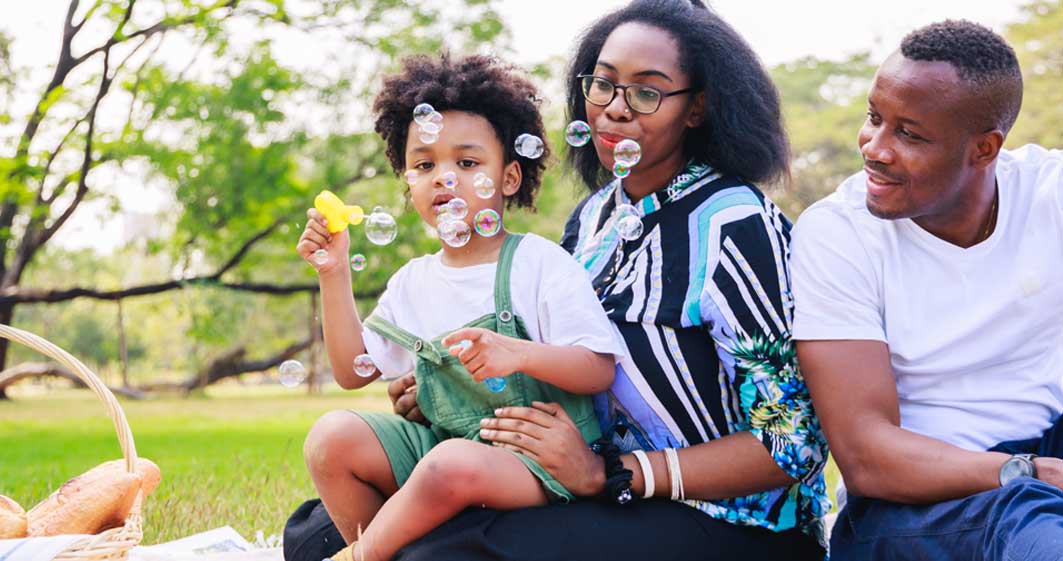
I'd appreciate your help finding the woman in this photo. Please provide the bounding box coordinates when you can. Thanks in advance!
[285,1,828,559]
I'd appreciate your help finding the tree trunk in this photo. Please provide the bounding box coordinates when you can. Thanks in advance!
[308,292,320,395]
[117,298,129,388]
[0,301,15,399]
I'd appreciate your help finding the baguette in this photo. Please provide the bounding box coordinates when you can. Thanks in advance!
[0,495,27,539]
[27,462,143,536]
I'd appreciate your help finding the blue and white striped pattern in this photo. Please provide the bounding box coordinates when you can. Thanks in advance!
[562,161,830,548]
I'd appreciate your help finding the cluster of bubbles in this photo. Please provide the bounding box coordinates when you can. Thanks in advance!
[278,359,307,388]
[413,103,445,144]
[437,197,473,248]
[612,138,645,241]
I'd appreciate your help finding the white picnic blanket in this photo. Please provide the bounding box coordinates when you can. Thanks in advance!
[0,527,282,561]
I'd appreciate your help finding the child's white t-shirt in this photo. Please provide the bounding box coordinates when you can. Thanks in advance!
[791,145,1063,451]
[362,233,625,379]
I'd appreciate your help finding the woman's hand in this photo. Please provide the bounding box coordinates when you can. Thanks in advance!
[479,401,605,497]
[387,373,429,426]
[296,208,350,276]
[443,327,528,382]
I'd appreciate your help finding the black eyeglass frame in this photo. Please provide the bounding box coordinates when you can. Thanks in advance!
[577,74,696,115]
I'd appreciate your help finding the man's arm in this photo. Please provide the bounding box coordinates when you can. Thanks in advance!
[799,339,1021,503]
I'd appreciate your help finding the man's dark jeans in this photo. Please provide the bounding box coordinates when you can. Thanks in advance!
[831,415,1063,561]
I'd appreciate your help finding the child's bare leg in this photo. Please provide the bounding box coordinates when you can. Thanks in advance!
[303,410,399,544]
[356,439,548,561]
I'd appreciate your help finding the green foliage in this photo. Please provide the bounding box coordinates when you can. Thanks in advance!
[771,54,875,218]
[1006,0,1063,148]
[770,0,1063,219]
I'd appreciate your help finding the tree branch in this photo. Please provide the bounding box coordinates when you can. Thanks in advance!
[72,1,236,67]
[209,217,286,280]
[180,336,311,391]
[0,279,383,305]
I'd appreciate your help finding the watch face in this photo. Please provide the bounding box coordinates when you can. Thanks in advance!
[1001,457,1035,485]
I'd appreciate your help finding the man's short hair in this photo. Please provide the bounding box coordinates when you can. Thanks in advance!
[901,20,1023,134]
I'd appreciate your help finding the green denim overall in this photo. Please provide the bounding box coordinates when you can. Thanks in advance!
[355,234,602,502]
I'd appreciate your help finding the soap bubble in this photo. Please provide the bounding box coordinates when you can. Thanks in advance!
[312,249,329,266]
[474,209,501,237]
[445,197,468,220]
[437,217,457,238]
[350,253,367,272]
[565,120,592,147]
[473,173,495,199]
[617,215,644,240]
[404,170,419,185]
[614,204,639,222]
[484,377,506,393]
[441,171,458,190]
[441,220,472,248]
[426,111,444,126]
[413,103,435,125]
[353,354,376,378]
[365,206,398,246]
[514,134,544,159]
[421,121,442,135]
[614,204,643,241]
[278,360,307,388]
[459,340,473,351]
[613,139,642,166]
[613,161,631,179]
[419,131,439,144]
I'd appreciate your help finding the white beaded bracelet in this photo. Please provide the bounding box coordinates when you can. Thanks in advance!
[632,450,654,499]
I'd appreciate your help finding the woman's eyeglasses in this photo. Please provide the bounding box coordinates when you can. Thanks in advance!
[578,74,695,115]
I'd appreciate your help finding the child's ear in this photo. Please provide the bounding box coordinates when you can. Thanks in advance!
[501,160,522,197]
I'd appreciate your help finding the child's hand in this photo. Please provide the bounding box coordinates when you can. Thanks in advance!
[443,328,528,382]
[296,208,350,275]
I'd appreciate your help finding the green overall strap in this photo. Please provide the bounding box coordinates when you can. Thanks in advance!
[363,314,444,365]
[493,233,524,338]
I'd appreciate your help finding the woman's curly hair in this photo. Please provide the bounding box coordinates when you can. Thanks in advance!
[566,0,790,191]
[373,54,549,210]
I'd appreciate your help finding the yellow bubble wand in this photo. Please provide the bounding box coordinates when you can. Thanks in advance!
[314,190,365,233]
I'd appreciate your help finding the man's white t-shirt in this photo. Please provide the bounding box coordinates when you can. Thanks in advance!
[792,145,1063,451]
[362,233,625,379]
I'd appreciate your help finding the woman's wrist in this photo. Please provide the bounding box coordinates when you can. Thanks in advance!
[583,452,607,496]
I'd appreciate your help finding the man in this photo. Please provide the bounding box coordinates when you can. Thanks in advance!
[792,20,1063,560]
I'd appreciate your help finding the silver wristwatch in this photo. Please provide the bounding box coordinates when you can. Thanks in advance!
[999,454,1037,487]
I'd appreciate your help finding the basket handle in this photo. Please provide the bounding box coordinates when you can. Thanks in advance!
[0,324,139,473]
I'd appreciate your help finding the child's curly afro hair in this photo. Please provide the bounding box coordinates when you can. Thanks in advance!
[372,54,550,210]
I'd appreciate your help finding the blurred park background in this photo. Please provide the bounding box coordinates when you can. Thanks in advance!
[1,0,1060,544]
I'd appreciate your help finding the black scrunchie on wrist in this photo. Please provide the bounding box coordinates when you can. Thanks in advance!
[591,438,635,505]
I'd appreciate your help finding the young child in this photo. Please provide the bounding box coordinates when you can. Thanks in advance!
[296,54,622,561]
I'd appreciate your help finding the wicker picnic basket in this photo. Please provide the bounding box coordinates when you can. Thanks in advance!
[1,324,144,560]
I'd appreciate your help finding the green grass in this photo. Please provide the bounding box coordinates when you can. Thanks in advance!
[0,384,392,544]
[1,384,844,546]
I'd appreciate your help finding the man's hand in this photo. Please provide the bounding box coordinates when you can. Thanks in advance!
[1035,457,1063,490]
[386,373,428,426]
[442,327,528,382]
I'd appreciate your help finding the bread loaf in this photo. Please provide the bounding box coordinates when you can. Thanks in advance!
[27,462,143,536]
[0,495,27,539]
